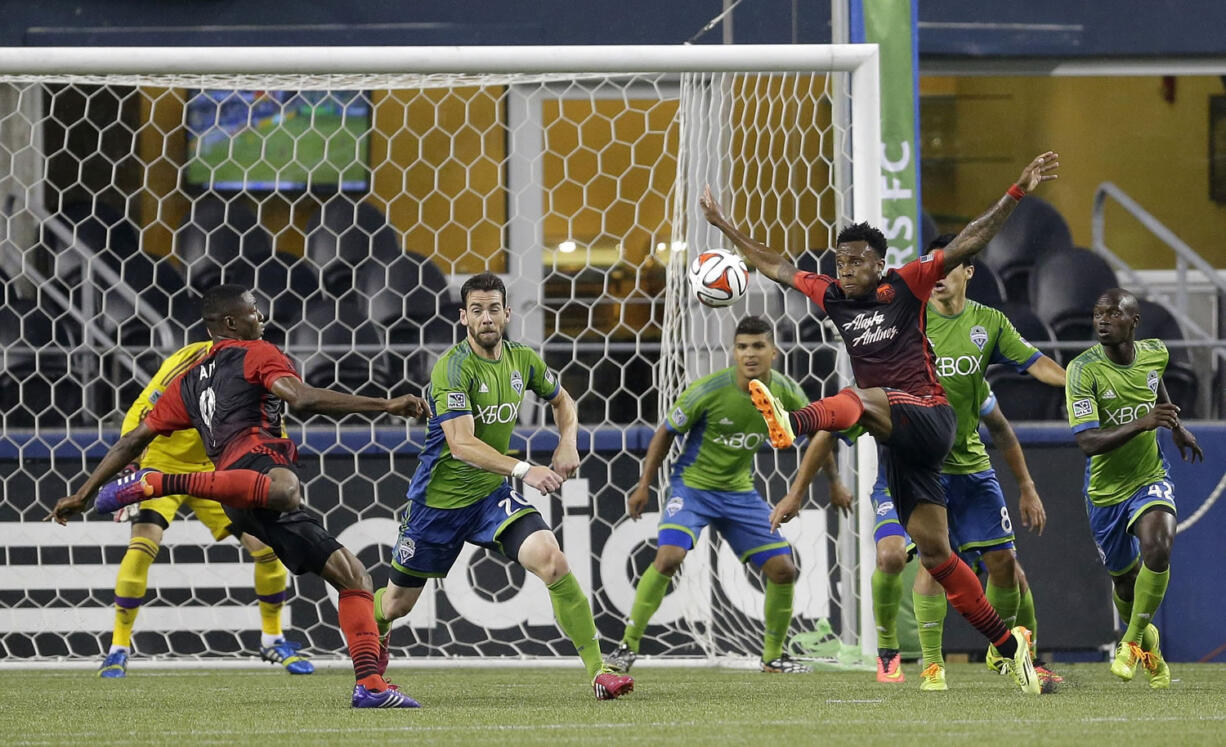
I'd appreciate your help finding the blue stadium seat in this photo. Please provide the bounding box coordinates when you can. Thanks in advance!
[175,197,272,291]
[304,199,403,297]
[1135,298,1188,364]
[965,260,1005,309]
[985,368,1064,421]
[1028,248,1119,344]
[981,195,1074,304]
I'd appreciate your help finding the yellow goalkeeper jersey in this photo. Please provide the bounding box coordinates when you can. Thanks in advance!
[121,341,214,472]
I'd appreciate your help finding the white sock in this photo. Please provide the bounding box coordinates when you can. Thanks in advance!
[261,633,285,649]
[108,644,129,655]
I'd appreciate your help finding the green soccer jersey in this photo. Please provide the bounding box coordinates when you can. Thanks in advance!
[409,339,560,509]
[1066,339,1170,507]
[926,300,1040,474]
[665,368,808,492]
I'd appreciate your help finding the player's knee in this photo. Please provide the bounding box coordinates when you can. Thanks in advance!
[266,471,302,512]
[764,556,798,584]
[916,546,952,570]
[653,546,686,576]
[537,548,570,585]
[877,547,907,575]
[1140,536,1172,571]
[982,551,1017,585]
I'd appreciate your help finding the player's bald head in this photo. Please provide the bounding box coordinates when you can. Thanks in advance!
[1095,288,1139,315]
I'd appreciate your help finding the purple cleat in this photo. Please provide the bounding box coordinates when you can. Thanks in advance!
[351,684,420,709]
[95,468,158,515]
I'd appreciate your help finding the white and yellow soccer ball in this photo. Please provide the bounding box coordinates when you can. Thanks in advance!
[688,248,749,308]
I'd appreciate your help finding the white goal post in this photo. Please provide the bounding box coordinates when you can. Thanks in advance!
[0,44,881,666]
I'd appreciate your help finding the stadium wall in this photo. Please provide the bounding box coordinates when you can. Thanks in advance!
[7,424,1223,662]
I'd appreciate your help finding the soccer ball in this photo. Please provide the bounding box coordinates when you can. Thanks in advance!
[688,249,749,308]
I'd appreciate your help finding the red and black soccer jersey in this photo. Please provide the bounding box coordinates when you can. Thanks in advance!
[792,249,947,400]
[144,339,300,469]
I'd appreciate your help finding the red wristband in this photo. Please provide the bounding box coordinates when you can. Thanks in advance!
[1007,184,1026,201]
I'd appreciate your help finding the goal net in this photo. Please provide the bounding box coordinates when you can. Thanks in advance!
[0,45,881,665]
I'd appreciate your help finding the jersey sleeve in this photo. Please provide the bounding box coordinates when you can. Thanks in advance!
[142,376,193,436]
[895,249,945,300]
[121,343,210,435]
[525,348,561,400]
[242,341,300,391]
[1066,360,1100,433]
[791,272,834,312]
[989,313,1041,372]
[429,354,474,422]
[665,382,707,434]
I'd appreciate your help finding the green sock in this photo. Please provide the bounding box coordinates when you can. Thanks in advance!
[1123,565,1170,645]
[547,572,604,679]
[762,580,794,662]
[622,565,672,654]
[1114,588,1159,651]
[1016,587,1037,654]
[372,587,390,638]
[985,581,1020,629]
[912,590,947,667]
[1112,588,1133,623]
[871,569,903,650]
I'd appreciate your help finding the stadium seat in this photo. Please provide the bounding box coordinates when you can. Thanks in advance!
[286,300,393,397]
[920,210,939,255]
[965,260,1005,308]
[358,253,455,391]
[175,197,273,291]
[1135,298,1188,364]
[981,195,1074,304]
[1028,248,1119,344]
[304,199,404,296]
[0,298,78,426]
[997,302,1057,360]
[1162,362,1199,418]
[986,368,1063,421]
[249,254,322,346]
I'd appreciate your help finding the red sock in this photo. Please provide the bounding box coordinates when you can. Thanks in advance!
[929,554,1015,654]
[149,471,270,510]
[790,388,864,435]
[339,589,387,691]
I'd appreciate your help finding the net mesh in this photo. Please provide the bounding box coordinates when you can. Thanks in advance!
[0,64,863,663]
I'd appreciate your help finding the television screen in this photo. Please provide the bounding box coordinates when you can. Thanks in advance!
[184,89,370,191]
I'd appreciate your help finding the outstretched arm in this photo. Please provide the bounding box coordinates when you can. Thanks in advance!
[1025,354,1066,387]
[627,424,678,520]
[982,403,1046,535]
[46,423,159,524]
[941,151,1060,274]
[699,185,801,287]
[271,376,427,419]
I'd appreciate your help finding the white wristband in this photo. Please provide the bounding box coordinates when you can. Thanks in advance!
[511,461,531,480]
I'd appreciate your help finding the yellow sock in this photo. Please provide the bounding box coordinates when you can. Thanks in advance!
[251,547,288,638]
[112,537,159,650]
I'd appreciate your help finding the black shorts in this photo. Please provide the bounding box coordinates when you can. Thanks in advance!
[222,444,343,576]
[881,390,956,527]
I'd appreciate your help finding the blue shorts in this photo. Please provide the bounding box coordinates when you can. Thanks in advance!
[658,483,791,567]
[869,468,912,548]
[944,469,1015,563]
[1086,479,1177,575]
[390,482,539,579]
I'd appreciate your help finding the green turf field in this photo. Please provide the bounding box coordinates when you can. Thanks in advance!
[2,663,1224,745]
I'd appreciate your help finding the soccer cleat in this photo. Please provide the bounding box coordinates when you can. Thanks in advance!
[919,663,948,692]
[593,669,634,700]
[98,650,128,679]
[1110,641,1142,682]
[351,684,420,709]
[95,468,157,515]
[604,642,637,674]
[875,652,905,683]
[1033,660,1064,685]
[260,638,314,674]
[1000,627,1040,695]
[1140,625,1170,690]
[761,653,812,674]
[748,379,796,448]
[985,643,1007,675]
